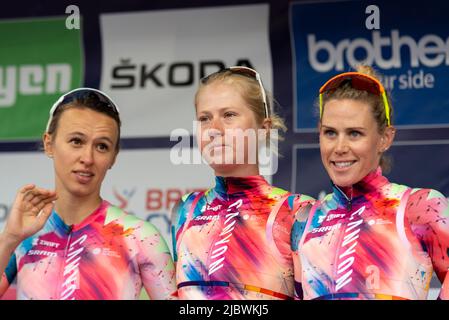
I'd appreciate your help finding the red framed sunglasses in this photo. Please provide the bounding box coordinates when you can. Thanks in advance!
[319,72,391,126]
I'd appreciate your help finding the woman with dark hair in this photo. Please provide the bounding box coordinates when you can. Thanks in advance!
[0,88,177,300]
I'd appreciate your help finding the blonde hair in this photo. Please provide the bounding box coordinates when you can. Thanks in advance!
[195,69,287,153]
[320,65,394,171]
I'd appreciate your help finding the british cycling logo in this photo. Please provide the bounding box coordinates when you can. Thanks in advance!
[112,187,171,234]
[113,187,136,212]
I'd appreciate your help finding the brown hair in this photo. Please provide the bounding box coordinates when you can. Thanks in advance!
[319,65,394,171]
[47,95,121,152]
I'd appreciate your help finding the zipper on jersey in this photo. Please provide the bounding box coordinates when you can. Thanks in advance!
[332,184,354,292]
[334,184,353,211]
[58,225,73,299]
[64,225,73,257]
[331,185,353,293]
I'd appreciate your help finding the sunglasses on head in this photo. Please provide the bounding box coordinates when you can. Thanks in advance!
[319,72,391,126]
[201,66,270,118]
[46,88,120,132]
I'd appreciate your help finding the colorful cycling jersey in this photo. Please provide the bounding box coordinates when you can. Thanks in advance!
[0,200,177,300]
[172,175,314,300]
[292,167,449,300]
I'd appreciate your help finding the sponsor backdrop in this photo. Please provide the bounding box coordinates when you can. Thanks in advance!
[0,0,448,299]
[0,17,82,139]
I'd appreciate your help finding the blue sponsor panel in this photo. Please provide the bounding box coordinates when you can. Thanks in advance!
[294,142,449,198]
[291,145,330,198]
[290,0,449,131]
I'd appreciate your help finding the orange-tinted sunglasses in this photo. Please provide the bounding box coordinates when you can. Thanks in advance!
[319,72,391,126]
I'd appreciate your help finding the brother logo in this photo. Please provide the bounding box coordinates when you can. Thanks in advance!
[308,30,449,72]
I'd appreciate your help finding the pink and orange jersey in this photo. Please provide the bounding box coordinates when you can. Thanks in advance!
[0,200,177,300]
[171,175,314,300]
[292,167,449,300]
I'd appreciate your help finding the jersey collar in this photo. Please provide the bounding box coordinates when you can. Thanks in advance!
[50,200,109,233]
[214,175,270,197]
[332,167,389,207]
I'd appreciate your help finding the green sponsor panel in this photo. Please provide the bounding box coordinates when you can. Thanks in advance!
[0,17,83,140]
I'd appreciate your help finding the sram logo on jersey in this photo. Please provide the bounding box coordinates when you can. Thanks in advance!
[311,213,342,234]
[311,223,342,234]
[194,215,219,222]
[308,30,449,72]
[27,238,61,257]
[27,249,57,257]
[193,204,222,221]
